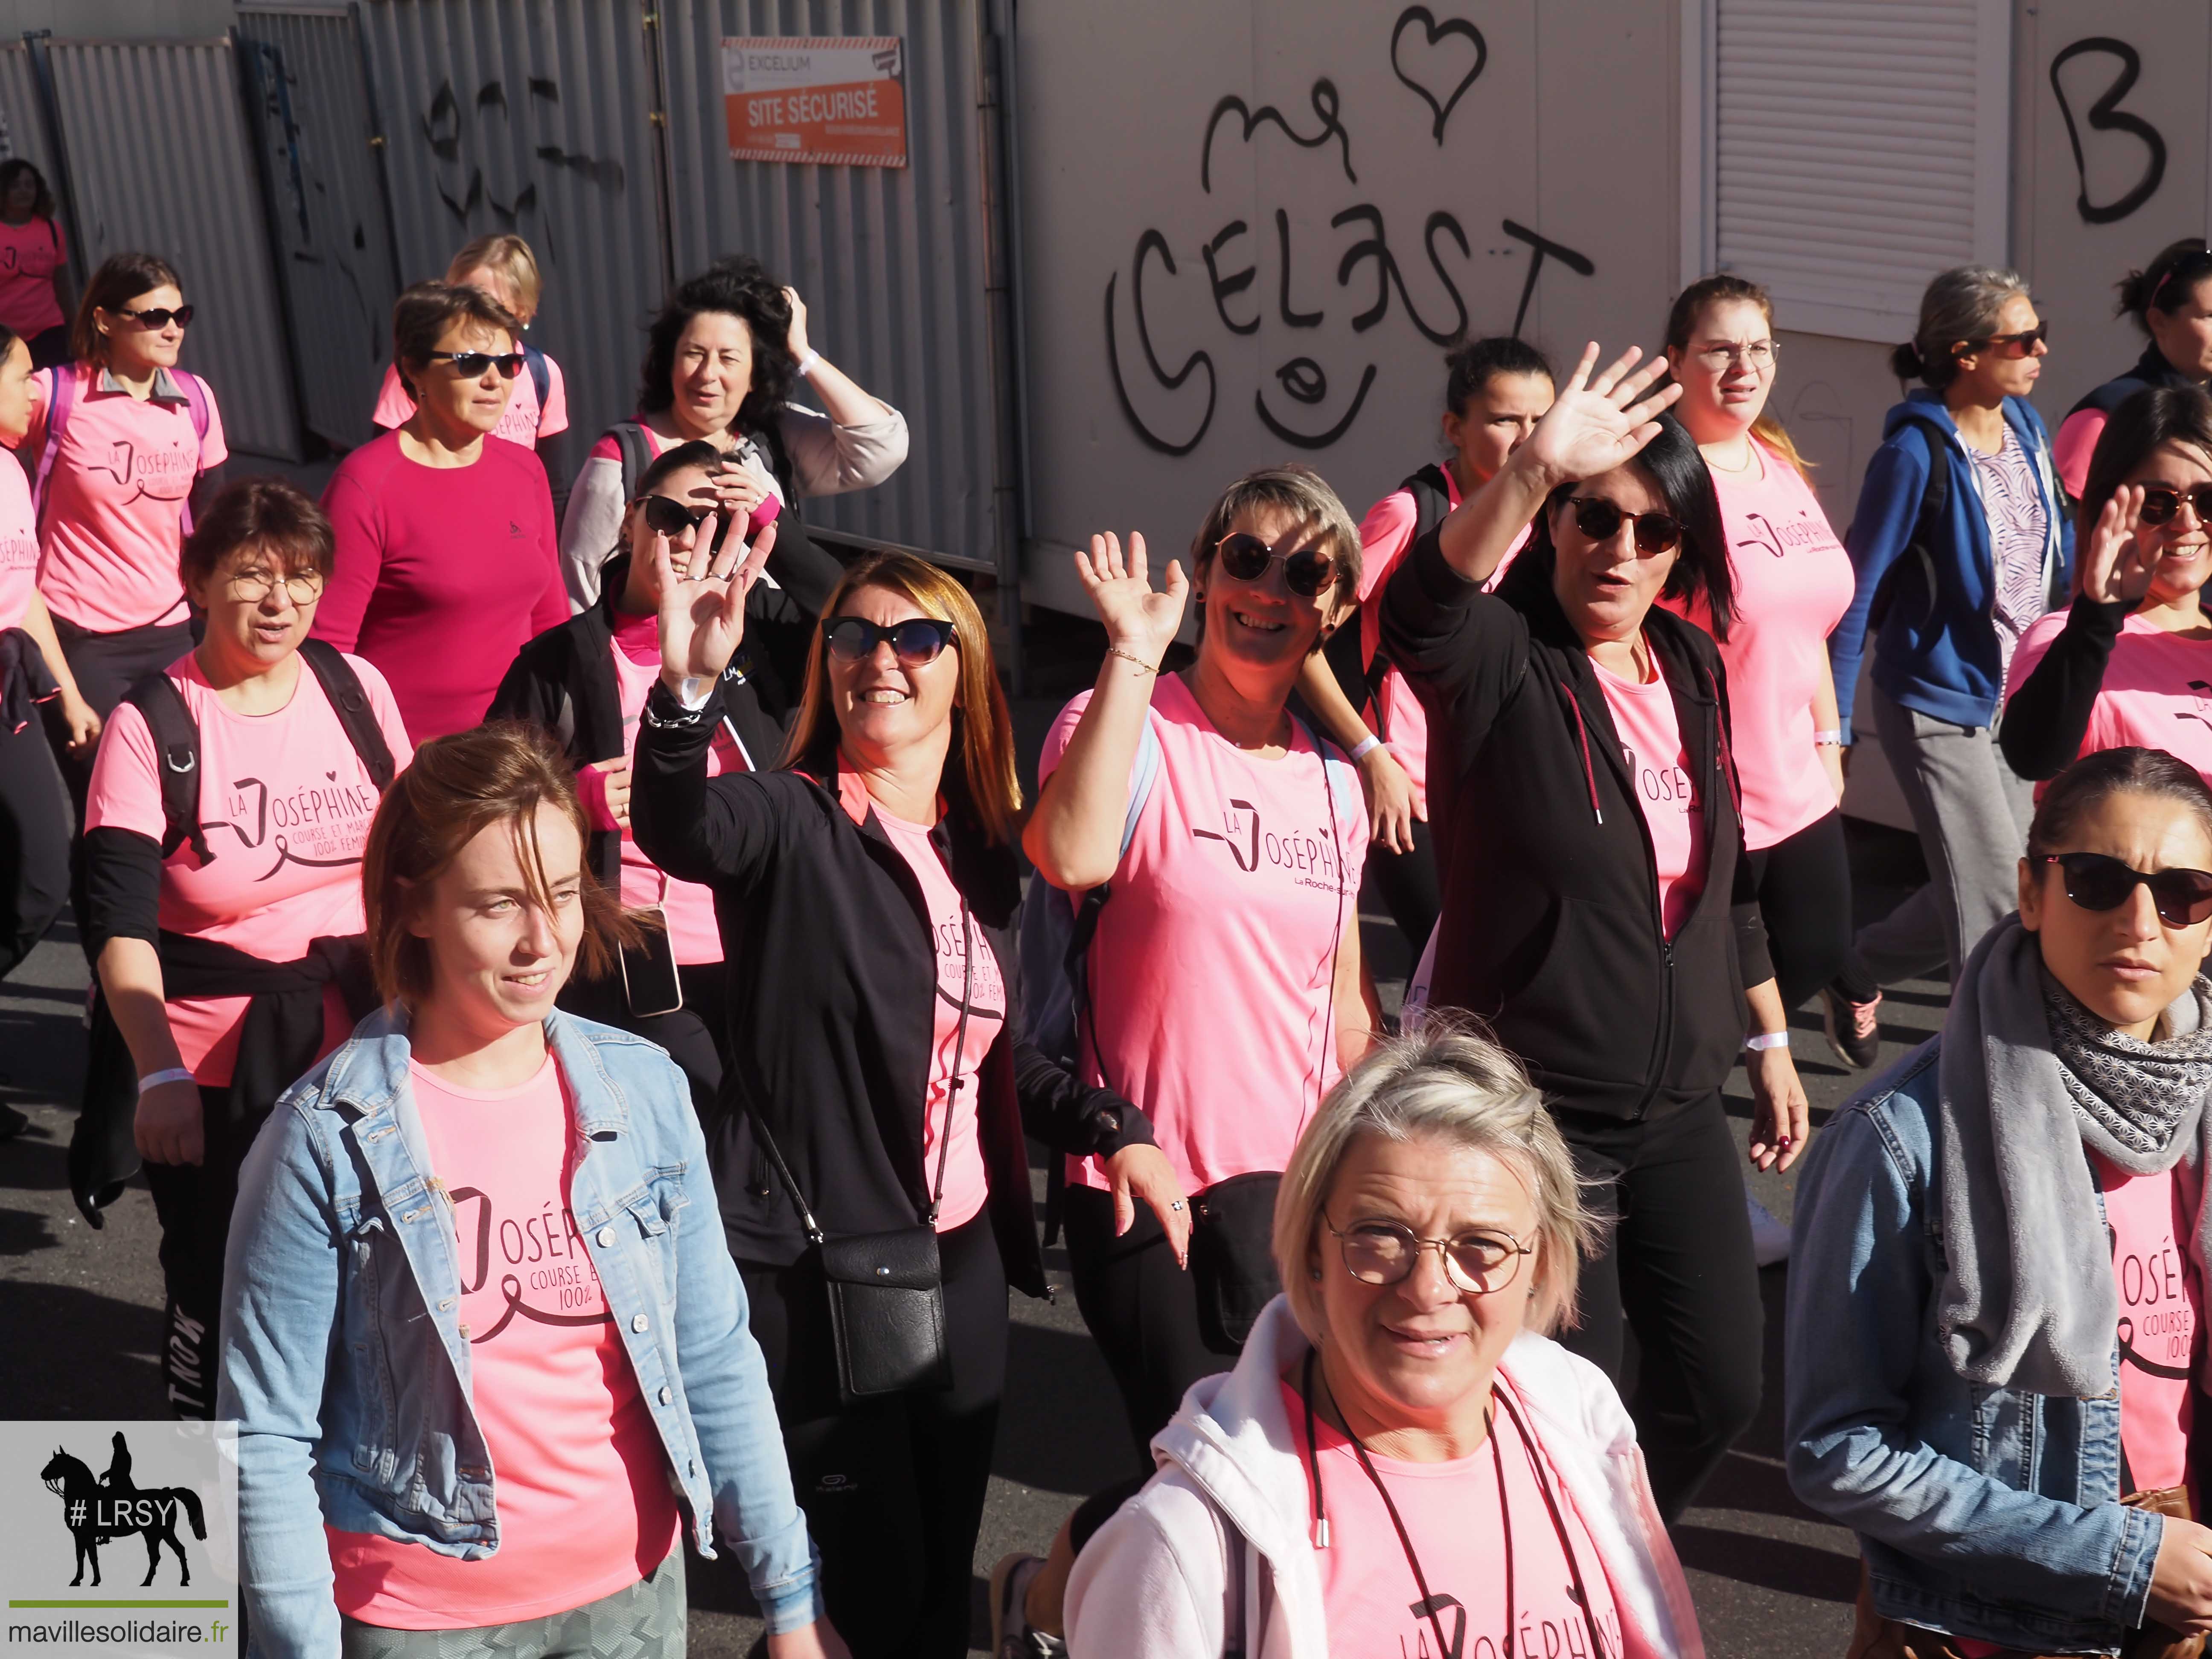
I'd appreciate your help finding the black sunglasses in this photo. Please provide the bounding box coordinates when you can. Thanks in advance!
[824,615,958,667]
[2036,852,2212,928]
[1960,322,2049,359]
[637,494,715,537]
[1214,531,1338,599]
[116,304,193,330]
[428,349,524,379]
[2138,485,2212,527]
[1566,496,1683,555]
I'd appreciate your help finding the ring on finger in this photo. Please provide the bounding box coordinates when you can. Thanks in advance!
[1169,1199,1186,1212]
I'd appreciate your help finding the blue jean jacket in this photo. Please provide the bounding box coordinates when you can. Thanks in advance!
[216,1006,821,1657]
[1784,1039,2164,1653]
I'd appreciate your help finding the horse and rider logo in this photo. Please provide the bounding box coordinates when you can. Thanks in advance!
[38,1430,207,1587]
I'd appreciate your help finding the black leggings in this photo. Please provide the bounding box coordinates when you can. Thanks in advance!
[141,1085,263,1419]
[0,707,70,982]
[1553,1089,1763,1521]
[739,1210,1007,1659]
[1744,809,1853,1013]
[1364,816,1439,958]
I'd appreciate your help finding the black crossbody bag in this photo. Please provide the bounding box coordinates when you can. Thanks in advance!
[749,898,975,1401]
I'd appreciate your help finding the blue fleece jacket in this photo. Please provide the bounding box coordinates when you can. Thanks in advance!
[1828,391,2073,743]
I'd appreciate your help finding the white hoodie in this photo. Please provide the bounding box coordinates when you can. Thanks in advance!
[1064,1298,1705,1659]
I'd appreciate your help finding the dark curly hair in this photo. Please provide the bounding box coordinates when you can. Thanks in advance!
[637,255,795,439]
[0,159,55,221]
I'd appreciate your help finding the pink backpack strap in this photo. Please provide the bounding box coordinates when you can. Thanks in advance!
[172,370,210,538]
[30,363,73,524]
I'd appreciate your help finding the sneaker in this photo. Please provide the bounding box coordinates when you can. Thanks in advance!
[1822,986,1883,1070]
[1748,1193,1792,1267]
[991,1552,1066,1659]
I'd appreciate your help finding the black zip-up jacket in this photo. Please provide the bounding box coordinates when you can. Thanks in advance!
[1996,593,2147,780]
[2064,341,2197,424]
[1380,525,1773,1120]
[630,678,1155,1295]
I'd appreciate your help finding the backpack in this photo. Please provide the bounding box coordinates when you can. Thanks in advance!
[521,342,550,420]
[126,638,396,862]
[606,414,797,509]
[1318,464,1452,737]
[32,362,213,535]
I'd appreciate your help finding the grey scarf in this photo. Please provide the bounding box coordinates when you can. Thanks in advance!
[1933,914,2212,1396]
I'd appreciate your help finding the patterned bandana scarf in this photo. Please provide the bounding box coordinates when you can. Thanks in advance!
[2042,970,2212,1176]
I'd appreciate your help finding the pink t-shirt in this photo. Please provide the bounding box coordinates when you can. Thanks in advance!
[1039,674,1367,1195]
[1284,1376,1624,1659]
[0,215,65,338]
[2005,609,2212,787]
[2095,1149,2201,1496]
[29,364,229,632]
[1670,439,1854,850]
[0,435,36,632]
[370,352,569,447]
[315,430,566,741]
[2054,407,2107,504]
[328,1055,680,1627]
[81,650,413,1085]
[1594,656,1706,939]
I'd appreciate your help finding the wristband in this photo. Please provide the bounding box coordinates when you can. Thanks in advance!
[1349,735,1383,763]
[795,348,821,379]
[1743,1031,1791,1052]
[1813,729,1843,747]
[138,1067,195,1095]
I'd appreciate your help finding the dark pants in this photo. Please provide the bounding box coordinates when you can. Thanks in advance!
[141,1084,263,1420]
[1363,815,1439,958]
[739,1210,1007,1659]
[1553,1089,1763,1521]
[1746,809,1853,1013]
[1064,1182,1236,1464]
[559,959,732,1118]
[0,706,70,981]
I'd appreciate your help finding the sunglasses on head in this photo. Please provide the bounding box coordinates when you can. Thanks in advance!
[428,349,524,379]
[824,615,958,667]
[1960,321,2049,359]
[1566,496,1683,555]
[1213,531,1338,598]
[2148,247,2212,312]
[2035,851,2212,928]
[116,303,193,330]
[2137,484,2212,527]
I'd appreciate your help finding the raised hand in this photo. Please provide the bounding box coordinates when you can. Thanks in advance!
[783,286,812,361]
[1516,342,1684,488]
[1075,532,1187,669]
[2079,483,2161,607]
[656,515,778,690]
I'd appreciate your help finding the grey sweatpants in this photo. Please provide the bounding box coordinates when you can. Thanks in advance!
[1854,684,2036,986]
[338,1546,685,1659]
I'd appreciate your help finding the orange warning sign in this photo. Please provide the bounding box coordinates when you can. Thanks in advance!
[722,36,908,168]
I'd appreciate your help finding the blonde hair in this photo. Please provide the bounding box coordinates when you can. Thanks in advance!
[778,552,1023,847]
[1190,463,1364,613]
[447,234,542,317]
[1274,1020,1601,1339]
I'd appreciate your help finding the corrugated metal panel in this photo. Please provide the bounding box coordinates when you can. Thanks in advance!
[352,0,668,489]
[45,40,303,458]
[0,46,58,180]
[236,7,405,451]
[658,0,999,568]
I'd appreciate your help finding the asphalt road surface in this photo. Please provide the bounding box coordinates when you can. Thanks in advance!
[0,670,1941,1656]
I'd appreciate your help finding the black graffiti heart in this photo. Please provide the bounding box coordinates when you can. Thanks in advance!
[2049,37,2167,225]
[1391,6,1487,146]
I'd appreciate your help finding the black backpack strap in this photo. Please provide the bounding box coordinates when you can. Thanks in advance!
[523,343,550,416]
[1221,1511,1248,1658]
[296,639,397,791]
[611,421,654,504]
[123,672,207,863]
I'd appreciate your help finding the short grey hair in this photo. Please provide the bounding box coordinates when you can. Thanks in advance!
[1893,265,2032,390]
[1273,1020,1600,1340]
[1189,463,1364,612]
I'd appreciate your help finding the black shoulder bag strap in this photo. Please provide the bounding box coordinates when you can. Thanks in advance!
[297,639,396,791]
[122,672,207,862]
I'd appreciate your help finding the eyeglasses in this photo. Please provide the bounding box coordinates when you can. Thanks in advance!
[2137,485,2212,527]
[1566,496,1684,555]
[637,494,715,537]
[1691,342,1777,371]
[1961,322,2049,359]
[824,615,958,667]
[2035,852,2212,928]
[427,350,524,379]
[224,568,323,606]
[1214,531,1338,599]
[116,304,193,330]
[1324,1214,1534,1296]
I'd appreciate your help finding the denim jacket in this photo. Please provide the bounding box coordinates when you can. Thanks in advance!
[217,1006,821,1657]
[1784,1039,2164,1654]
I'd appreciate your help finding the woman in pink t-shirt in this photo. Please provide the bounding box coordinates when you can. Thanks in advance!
[0,161,69,367]
[2005,387,2212,789]
[1027,464,1380,1464]
[1295,337,1555,956]
[368,233,568,456]
[81,479,410,1417]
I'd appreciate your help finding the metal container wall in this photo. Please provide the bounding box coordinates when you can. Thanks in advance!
[658,0,1000,569]
[353,0,670,489]
[0,47,58,180]
[46,39,303,458]
[235,5,405,451]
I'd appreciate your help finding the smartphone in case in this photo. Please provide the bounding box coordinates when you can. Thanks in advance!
[620,906,684,1018]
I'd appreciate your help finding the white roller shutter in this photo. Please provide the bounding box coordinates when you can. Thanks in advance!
[1712,0,2011,342]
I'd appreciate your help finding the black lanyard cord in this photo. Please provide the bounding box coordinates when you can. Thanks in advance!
[925,893,973,1226]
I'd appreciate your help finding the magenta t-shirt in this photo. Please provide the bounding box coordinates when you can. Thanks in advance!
[81,650,413,1085]
[328,1055,679,1627]
[370,352,568,446]
[1668,439,1854,850]
[1593,655,1707,939]
[2005,609,2212,789]
[2094,1150,2200,1496]
[0,434,35,632]
[1283,1375,1624,1657]
[1039,674,1367,1196]
[0,215,64,337]
[315,430,566,740]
